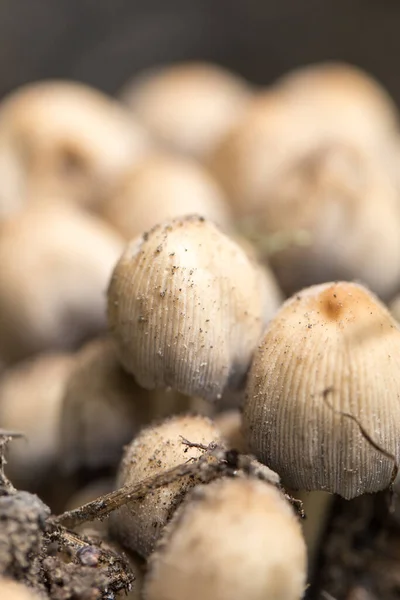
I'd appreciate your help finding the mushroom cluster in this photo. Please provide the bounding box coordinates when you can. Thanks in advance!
[0,59,400,600]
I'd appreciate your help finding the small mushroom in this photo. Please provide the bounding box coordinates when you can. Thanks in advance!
[0,579,41,599]
[109,414,220,557]
[0,352,73,490]
[243,281,400,499]
[0,80,151,216]
[120,62,251,158]
[100,152,232,239]
[241,141,400,299]
[213,409,248,453]
[107,216,280,401]
[59,337,193,473]
[0,202,123,363]
[144,477,307,600]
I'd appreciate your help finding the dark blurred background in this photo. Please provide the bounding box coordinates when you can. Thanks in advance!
[1,0,399,101]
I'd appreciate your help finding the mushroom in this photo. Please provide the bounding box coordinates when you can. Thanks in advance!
[119,62,251,158]
[107,216,280,401]
[209,63,399,219]
[0,202,123,363]
[0,352,73,490]
[0,579,41,599]
[213,409,248,453]
[243,281,400,499]
[59,337,193,474]
[241,141,400,299]
[100,152,232,240]
[0,80,151,216]
[109,414,220,558]
[144,477,307,600]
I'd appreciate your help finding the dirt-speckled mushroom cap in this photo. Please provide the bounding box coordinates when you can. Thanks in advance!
[241,141,400,299]
[59,337,193,473]
[0,579,41,599]
[144,477,307,600]
[101,153,232,239]
[109,414,220,557]
[243,281,400,499]
[0,202,123,364]
[120,62,251,158]
[0,352,73,488]
[0,80,151,216]
[107,216,278,401]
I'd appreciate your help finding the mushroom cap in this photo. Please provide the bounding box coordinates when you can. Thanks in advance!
[0,80,151,216]
[144,477,307,600]
[243,141,400,299]
[0,580,41,599]
[120,62,251,158]
[210,64,399,219]
[101,152,232,239]
[107,216,275,401]
[0,352,73,488]
[0,202,123,363]
[109,414,220,557]
[243,281,400,499]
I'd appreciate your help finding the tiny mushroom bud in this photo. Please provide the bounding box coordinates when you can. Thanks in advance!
[59,337,193,473]
[109,414,220,557]
[101,152,232,240]
[0,202,123,363]
[0,80,151,216]
[144,477,307,600]
[214,409,248,453]
[120,61,251,158]
[243,281,400,499]
[0,352,73,489]
[108,216,280,401]
[0,580,41,599]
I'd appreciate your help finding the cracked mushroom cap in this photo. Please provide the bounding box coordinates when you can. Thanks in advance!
[0,580,41,599]
[242,141,400,299]
[101,152,232,240]
[109,414,220,558]
[107,216,280,401]
[243,281,400,499]
[0,80,151,216]
[0,202,123,364]
[120,62,251,158]
[0,352,73,489]
[144,477,307,600]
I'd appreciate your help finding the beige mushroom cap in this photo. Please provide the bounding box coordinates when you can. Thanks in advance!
[242,141,400,299]
[144,477,307,600]
[109,414,220,558]
[243,281,400,499]
[0,579,41,599]
[0,202,123,363]
[107,216,276,401]
[120,62,251,158]
[0,352,73,488]
[101,153,232,239]
[0,80,151,216]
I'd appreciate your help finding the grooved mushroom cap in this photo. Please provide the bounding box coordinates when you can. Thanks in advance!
[0,80,151,216]
[0,202,123,363]
[0,580,41,599]
[120,62,251,158]
[242,142,400,299]
[101,153,232,240]
[107,216,278,401]
[144,477,307,600]
[0,352,73,488]
[109,414,220,558]
[243,281,400,499]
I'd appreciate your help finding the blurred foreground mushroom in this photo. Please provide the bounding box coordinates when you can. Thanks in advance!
[0,80,151,216]
[120,62,251,158]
